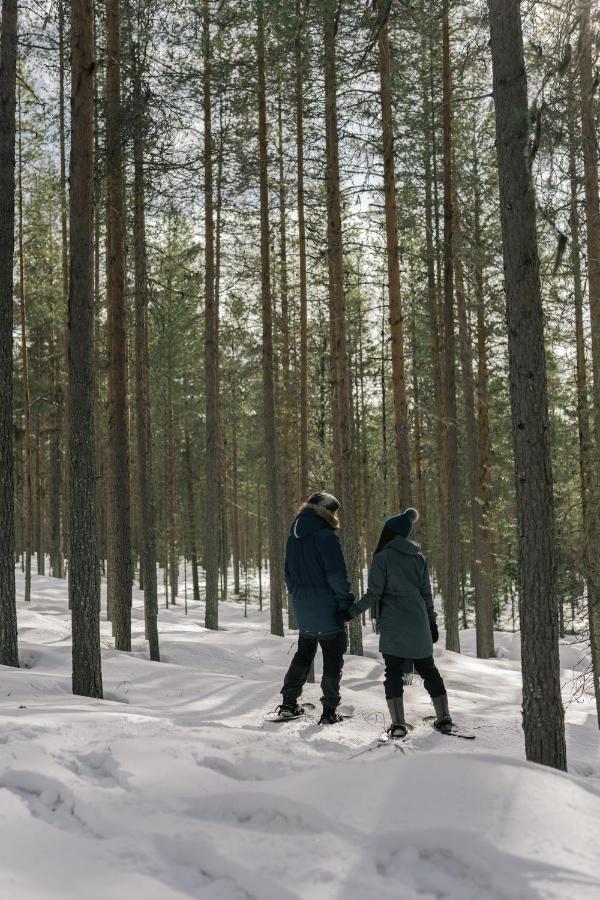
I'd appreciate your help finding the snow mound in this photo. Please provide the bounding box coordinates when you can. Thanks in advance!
[0,572,599,898]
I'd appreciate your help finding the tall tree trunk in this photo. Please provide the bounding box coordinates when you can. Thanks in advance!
[131,32,159,660]
[231,423,241,595]
[183,426,200,603]
[568,83,600,724]
[203,0,220,630]
[453,188,494,657]
[105,0,132,650]
[411,308,427,554]
[17,93,33,603]
[59,0,69,592]
[277,91,294,525]
[49,353,62,579]
[578,0,600,724]
[165,337,177,603]
[441,0,460,651]
[488,0,566,769]
[323,0,362,654]
[295,0,309,501]
[70,0,102,698]
[376,1,412,508]
[421,24,446,597]
[257,0,284,636]
[0,0,19,667]
[473,146,494,645]
[35,419,44,575]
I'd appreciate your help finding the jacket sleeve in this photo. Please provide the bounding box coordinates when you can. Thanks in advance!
[317,529,354,611]
[421,557,436,623]
[348,552,386,618]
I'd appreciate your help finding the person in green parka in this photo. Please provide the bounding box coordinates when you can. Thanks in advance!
[339,507,453,738]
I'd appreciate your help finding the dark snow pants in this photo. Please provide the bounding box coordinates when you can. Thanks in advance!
[281,630,347,711]
[383,654,445,699]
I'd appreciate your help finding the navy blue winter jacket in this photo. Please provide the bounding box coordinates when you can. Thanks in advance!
[285,504,354,637]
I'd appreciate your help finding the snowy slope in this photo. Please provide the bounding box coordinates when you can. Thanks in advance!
[1,570,599,900]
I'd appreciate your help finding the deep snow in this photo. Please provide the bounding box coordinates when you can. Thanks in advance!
[1,569,599,899]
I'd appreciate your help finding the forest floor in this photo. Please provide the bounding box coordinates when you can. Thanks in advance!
[1,570,599,899]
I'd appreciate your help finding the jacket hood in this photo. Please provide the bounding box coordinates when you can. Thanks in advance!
[388,535,421,556]
[291,504,338,539]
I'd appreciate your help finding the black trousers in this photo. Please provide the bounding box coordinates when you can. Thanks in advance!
[282,630,347,710]
[383,654,446,700]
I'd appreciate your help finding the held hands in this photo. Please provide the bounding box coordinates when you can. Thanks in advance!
[335,610,354,627]
[430,620,439,644]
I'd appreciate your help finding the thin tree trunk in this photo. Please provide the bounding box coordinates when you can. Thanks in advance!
[473,146,495,644]
[59,0,69,593]
[578,0,600,724]
[69,0,102,698]
[131,29,159,660]
[568,83,600,724]
[257,0,284,636]
[453,188,494,657]
[0,0,19,667]
[376,1,412,508]
[411,308,426,554]
[105,0,132,650]
[17,91,33,603]
[441,0,460,651]
[488,0,566,769]
[35,419,44,575]
[295,0,309,500]
[203,0,220,630]
[323,0,361,654]
[231,424,241,595]
[183,427,200,603]
[421,24,446,598]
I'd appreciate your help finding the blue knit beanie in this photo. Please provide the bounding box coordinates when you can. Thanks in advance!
[385,508,419,538]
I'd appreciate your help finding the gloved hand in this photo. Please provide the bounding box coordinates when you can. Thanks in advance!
[335,610,354,627]
[430,620,439,644]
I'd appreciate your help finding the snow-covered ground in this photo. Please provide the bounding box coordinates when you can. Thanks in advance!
[1,570,599,900]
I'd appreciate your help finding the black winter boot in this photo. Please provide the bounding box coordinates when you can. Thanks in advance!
[276,697,304,719]
[432,693,453,734]
[386,697,408,738]
[319,707,343,725]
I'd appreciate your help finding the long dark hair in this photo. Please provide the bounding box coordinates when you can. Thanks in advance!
[373,525,395,557]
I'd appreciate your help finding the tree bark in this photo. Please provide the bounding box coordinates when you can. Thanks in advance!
[453,187,494,657]
[203,0,220,630]
[69,0,103,698]
[488,0,566,769]
[376,1,412,509]
[441,0,460,651]
[105,0,132,650]
[323,0,362,654]
[131,28,159,660]
[17,93,33,603]
[421,24,446,598]
[295,0,309,501]
[568,81,600,724]
[0,0,19,667]
[257,0,284,636]
[473,147,494,648]
[577,0,600,724]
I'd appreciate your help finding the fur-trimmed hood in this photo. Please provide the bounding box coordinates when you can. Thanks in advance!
[291,503,339,538]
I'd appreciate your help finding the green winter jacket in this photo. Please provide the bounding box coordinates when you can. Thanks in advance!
[349,536,436,659]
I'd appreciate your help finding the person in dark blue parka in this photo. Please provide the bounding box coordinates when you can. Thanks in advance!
[276,492,354,724]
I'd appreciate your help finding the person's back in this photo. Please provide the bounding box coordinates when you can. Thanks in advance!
[344,508,454,738]
[285,503,352,637]
[277,492,353,725]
